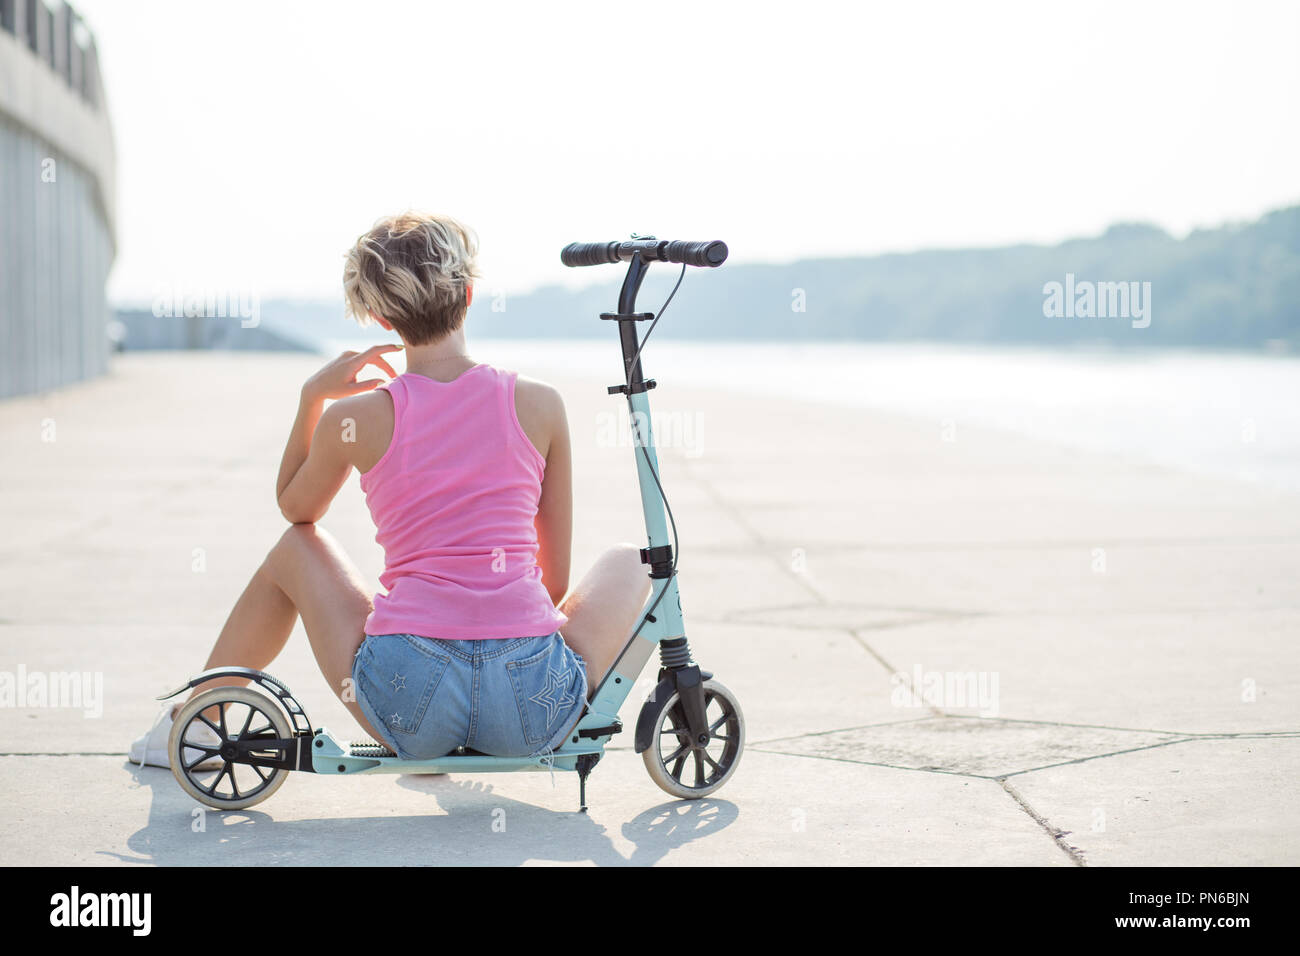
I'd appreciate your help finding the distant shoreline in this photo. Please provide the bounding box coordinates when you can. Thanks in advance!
[113,203,1300,353]
[111,309,1297,358]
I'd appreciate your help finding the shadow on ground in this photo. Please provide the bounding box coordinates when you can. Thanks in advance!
[111,763,739,866]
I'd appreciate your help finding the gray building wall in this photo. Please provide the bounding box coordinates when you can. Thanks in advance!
[0,0,115,399]
[115,310,312,352]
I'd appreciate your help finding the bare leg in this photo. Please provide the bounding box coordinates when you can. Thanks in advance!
[179,524,388,744]
[557,543,653,694]
[182,557,297,705]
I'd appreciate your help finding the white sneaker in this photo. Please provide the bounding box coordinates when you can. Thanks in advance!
[129,703,224,770]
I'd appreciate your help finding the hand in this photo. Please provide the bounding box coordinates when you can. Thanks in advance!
[302,345,402,403]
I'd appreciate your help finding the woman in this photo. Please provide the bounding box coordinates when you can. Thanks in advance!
[131,212,650,767]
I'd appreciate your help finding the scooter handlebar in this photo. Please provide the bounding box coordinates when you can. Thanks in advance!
[665,239,728,267]
[561,238,728,268]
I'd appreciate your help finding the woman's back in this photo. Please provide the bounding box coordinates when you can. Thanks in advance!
[136,213,644,771]
[359,363,568,640]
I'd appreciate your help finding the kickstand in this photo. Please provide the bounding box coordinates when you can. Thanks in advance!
[576,752,599,813]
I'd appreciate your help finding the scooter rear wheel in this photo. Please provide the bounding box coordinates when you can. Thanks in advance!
[642,678,745,799]
[168,687,292,811]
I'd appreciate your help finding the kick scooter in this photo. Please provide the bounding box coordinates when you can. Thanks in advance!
[160,236,744,812]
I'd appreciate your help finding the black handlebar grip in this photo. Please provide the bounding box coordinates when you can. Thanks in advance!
[663,239,728,267]
[561,241,622,267]
[561,238,729,268]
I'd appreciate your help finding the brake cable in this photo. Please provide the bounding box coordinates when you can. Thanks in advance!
[623,264,687,642]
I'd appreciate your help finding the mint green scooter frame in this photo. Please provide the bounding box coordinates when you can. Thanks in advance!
[307,254,689,787]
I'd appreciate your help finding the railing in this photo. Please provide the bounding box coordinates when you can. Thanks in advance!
[0,0,101,109]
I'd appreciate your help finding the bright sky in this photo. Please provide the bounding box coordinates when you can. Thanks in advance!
[73,0,1300,307]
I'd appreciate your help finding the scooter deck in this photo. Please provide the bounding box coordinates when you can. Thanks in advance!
[309,728,600,775]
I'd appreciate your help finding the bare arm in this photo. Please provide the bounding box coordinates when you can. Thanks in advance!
[276,345,400,523]
[276,394,327,506]
[533,388,573,607]
[277,400,354,524]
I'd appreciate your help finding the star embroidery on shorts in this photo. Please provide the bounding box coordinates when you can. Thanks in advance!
[389,673,406,692]
[529,668,577,724]
[388,712,402,728]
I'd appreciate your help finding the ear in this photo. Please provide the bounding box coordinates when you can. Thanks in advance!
[368,311,394,332]
[466,284,474,308]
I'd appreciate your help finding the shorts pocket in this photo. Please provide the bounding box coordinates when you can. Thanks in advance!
[507,641,581,748]
[356,634,452,739]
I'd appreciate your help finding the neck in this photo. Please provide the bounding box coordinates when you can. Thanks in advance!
[401,327,475,379]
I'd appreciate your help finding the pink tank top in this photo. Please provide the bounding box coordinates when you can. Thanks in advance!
[360,364,568,640]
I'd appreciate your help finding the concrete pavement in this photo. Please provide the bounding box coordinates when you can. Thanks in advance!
[1,351,1296,865]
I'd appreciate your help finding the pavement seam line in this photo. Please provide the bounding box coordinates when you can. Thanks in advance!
[750,746,1004,777]
[749,731,1264,780]
[750,716,939,745]
[1,751,135,757]
[679,457,829,604]
[847,626,948,718]
[998,777,1087,866]
[16,731,1280,767]
[747,736,1187,780]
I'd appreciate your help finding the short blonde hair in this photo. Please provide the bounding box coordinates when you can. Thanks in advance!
[343,212,480,345]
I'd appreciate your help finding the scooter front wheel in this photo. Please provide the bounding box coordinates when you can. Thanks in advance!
[642,678,745,799]
[168,687,292,811]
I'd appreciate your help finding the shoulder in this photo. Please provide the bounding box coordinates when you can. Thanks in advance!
[318,386,395,471]
[323,386,393,430]
[512,373,565,418]
[509,373,567,461]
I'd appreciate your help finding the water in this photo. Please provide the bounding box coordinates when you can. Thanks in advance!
[315,336,1300,492]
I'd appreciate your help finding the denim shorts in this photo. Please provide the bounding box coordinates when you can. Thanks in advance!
[351,631,587,761]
